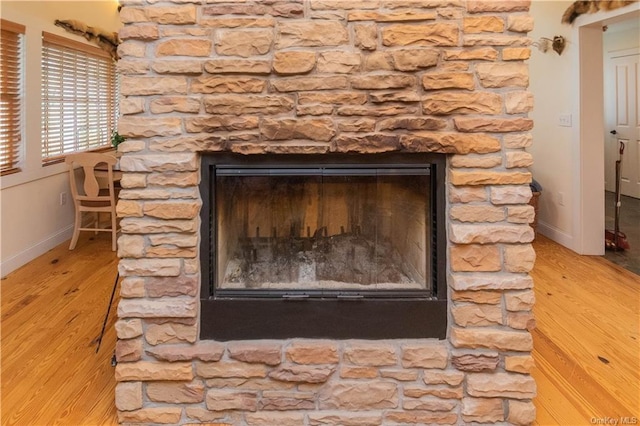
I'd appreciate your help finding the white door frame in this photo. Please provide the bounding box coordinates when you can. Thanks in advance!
[572,5,640,255]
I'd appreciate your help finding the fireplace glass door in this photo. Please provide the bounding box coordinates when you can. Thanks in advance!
[215,166,432,296]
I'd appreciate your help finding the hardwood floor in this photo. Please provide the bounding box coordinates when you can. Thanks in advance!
[1,234,638,425]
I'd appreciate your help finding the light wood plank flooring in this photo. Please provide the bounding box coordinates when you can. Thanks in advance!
[1,234,638,425]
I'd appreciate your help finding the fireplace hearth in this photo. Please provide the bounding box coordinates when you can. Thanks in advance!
[199,153,447,340]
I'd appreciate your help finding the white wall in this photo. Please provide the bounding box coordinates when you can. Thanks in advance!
[529,0,576,247]
[0,1,121,277]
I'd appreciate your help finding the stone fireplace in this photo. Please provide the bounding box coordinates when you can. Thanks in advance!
[115,0,537,424]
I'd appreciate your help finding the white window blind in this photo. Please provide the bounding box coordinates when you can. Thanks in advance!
[0,19,25,175]
[41,32,118,164]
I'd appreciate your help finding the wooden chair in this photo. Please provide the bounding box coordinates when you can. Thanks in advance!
[65,152,119,251]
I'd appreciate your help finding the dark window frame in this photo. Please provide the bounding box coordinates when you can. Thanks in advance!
[199,153,447,341]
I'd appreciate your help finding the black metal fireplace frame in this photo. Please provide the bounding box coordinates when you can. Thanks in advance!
[199,153,447,340]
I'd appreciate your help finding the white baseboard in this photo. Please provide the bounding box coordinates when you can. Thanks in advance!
[0,225,74,278]
[537,220,574,250]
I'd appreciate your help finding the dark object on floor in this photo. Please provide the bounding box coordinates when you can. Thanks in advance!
[605,141,630,251]
[96,272,120,353]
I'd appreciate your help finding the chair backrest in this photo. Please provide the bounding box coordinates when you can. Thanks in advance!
[65,152,117,202]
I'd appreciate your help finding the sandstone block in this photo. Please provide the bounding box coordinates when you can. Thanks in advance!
[273,51,316,74]
[152,60,202,75]
[382,23,459,46]
[297,105,334,116]
[380,369,418,381]
[147,342,224,362]
[228,342,282,366]
[298,92,367,105]
[467,372,536,399]
[147,171,198,187]
[119,25,159,41]
[450,244,501,272]
[403,385,463,399]
[438,7,464,20]
[477,62,529,88]
[423,370,465,386]
[337,105,416,117]
[277,21,348,48]
[269,365,336,383]
[118,59,149,75]
[115,361,193,382]
[206,389,258,411]
[504,244,536,273]
[147,380,205,403]
[116,199,143,218]
[186,116,259,133]
[423,72,475,90]
[452,352,499,372]
[216,29,273,57]
[464,34,530,47]
[317,51,361,73]
[146,246,196,259]
[452,290,502,305]
[118,40,146,58]
[391,48,439,71]
[454,117,534,133]
[146,6,197,24]
[400,132,501,154]
[202,4,269,15]
[116,318,143,339]
[118,117,182,138]
[337,119,376,133]
[443,48,498,61]
[508,15,534,33]
[145,275,200,298]
[384,411,458,424]
[451,273,533,291]
[505,355,535,374]
[149,97,200,114]
[120,276,145,297]
[184,407,227,423]
[451,154,502,168]
[344,343,397,366]
[272,3,305,18]
[246,412,305,426]
[451,327,533,351]
[116,381,143,411]
[491,185,532,204]
[351,74,416,89]
[145,322,197,345]
[260,118,335,141]
[118,259,182,278]
[370,91,420,103]
[204,59,271,75]
[464,16,505,33]
[157,39,211,57]
[319,382,398,410]
[363,51,394,71]
[503,47,532,61]
[121,97,145,115]
[196,361,268,379]
[117,407,182,424]
[449,186,487,203]
[308,412,383,425]
[403,396,457,411]
[285,341,339,364]
[506,311,536,330]
[506,91,534,114]
[401,343,448,368]
[450,171,532,186]
[505,289,536,311]
[271,76,349,92]
[120,218,197,234]
[144,201,200,220]
[450,224,534,244]
[506,151,534,168]
[354,24,377,50]
[508,400,537,425]
[348,10,436,22]
[204,94,294,115]
[467,1,531,12]
[452,303,503,327]
[191,76,265,94]
[334,134,400,153]
[340,365,378,379]
[201,17,276,28]
[508,205,536,224]
[118,297,197,319]
[423,92,502,115]
[461,397,504,423]
[378,117,446,131]
[259,390,315,410]
[121,76,187,96]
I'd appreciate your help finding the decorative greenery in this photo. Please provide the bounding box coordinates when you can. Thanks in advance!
[110,130,126,149]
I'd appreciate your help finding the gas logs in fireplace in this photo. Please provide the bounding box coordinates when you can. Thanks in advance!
[199,153,446,340]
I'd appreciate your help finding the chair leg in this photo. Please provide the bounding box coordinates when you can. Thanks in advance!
[69,210,82,250]
[94,212,100,235]
[111,212,117,252]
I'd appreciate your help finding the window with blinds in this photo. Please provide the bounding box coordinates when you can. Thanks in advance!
[41,32,118,165]
[0,19,25,175]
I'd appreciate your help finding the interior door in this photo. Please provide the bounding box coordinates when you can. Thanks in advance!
[605,50,640,199]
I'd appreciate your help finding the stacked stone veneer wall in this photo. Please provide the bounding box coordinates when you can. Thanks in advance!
[114,0,537,424]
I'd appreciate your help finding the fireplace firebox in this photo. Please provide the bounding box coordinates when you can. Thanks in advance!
[199,153,447,340]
